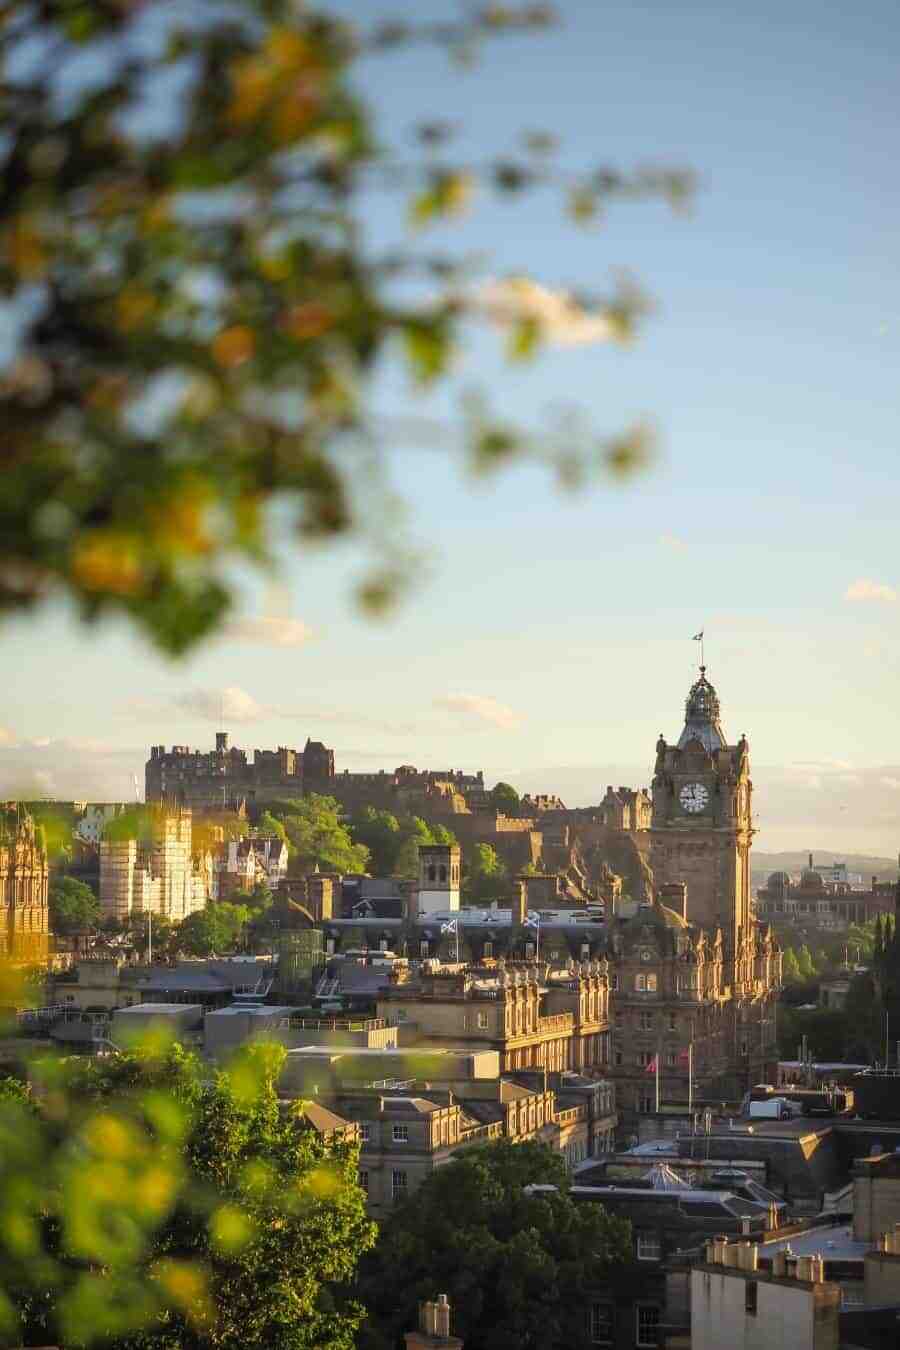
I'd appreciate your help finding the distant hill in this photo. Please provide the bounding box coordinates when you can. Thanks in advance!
[751,850,899,886]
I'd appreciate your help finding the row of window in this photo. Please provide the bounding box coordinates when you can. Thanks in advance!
[590,1302,659,1347]
[358,1169,408,1200]
[359,1123,409,1144]
[615,1011,679,1030]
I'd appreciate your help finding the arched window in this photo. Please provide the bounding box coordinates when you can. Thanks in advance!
[428,864,436,882]
[439,865,447,882]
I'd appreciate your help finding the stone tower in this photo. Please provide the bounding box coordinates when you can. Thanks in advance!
[0,813,50,963]
[649,667,754,987]
[417,842,461,916]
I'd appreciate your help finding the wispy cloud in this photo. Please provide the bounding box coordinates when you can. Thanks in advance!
[176,686,266,724]
[435,694,522,731]
[222,616,315,648]
[845,578,897,603]
[473,277,618,348]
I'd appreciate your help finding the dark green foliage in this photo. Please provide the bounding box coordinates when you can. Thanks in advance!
[48,876,100,934]
[357,1140,631,1350]
[348,808,458,878]
[490,782,521,814]
[177,904,250,956]
[776,1006,849,1062]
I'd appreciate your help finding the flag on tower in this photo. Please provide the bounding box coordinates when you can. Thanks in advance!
[644,1055,658,1074]
[440,918,457,935]
[692,630,703,641]
[523,914,541,930]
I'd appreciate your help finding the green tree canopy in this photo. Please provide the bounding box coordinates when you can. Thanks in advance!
[257,812,288,846]
[357,1139,631,1350]
[268,796,369,875]
[350,808,402,876]
[392,816,458,879]
[781,947,802,983]
[797,945,817,981]
[178,903,250,956]
[223,882,274,912]
[463,843,508,904]
[4,1041,375,1348]
[490,781,521,814]
[0,1,685,654]
[48,877,100,934]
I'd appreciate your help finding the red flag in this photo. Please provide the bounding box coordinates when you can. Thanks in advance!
[677,1047,691,1066]
[644,1055,658,1074]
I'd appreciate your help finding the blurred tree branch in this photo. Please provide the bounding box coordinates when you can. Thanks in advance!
[0,1,692,652]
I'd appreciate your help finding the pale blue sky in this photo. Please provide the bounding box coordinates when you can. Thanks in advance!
[2,0,899,851]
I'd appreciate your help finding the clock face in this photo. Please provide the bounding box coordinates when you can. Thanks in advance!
[679,782,709,814]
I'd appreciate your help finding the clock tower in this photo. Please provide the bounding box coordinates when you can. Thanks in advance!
[649,667,753,983]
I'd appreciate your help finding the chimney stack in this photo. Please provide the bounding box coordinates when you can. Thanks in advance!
[405,1295,463,1350]
[216,732,228,752]
[512,878,528,927]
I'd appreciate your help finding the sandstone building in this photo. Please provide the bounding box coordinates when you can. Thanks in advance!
[99,807,209,922]
[0,812,50,963]
[605,667,781,1114]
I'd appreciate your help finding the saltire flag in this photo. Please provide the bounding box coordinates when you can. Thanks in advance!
[523,914,541,929]
[644,1055,658,1074]
[692,630,703,641]
[677,1047,691,1066]
[440,918,458,934]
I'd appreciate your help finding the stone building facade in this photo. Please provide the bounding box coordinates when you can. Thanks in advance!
[376,957,611,1075]
[99,807,208,922]
[0,813,50,963]
[641,668,781,1102]
[757,863,897,930]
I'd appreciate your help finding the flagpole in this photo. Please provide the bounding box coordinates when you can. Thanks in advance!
[148,908,152,965]
[656,1037,660,1114]
[688,1042,693,1116]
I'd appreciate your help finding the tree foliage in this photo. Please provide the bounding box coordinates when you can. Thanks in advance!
[490,781,520,814]
[0,0,688,653]
[48,875,100,934]
[268,795,370,875]
[2,1038,375,1349]
[177,903,250,956]
[357,1139,631,1350]
[781,947,802,983]
[348,807,457,878]
[463,842,508,903]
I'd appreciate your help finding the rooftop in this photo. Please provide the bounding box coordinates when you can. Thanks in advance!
[760,1224,867,1262]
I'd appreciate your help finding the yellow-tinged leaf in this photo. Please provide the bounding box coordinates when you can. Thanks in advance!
[507,317,540,361]
[283,301,334,341]
[153,1260,213,1328]
[209,1203,255,1254]
[71,531,145,596]
[212,325,256,368]
[116,286,157,333]
[6,218,47,279]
